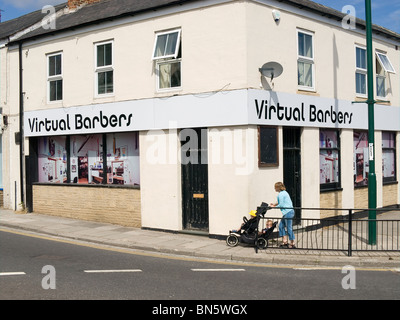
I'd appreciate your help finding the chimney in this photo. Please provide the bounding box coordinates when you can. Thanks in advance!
[68,0,102,9]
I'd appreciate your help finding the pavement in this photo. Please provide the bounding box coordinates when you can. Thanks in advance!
[0,208,399,269]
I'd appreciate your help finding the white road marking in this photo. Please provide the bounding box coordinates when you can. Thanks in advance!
[191,268,246,272]
[0,272,26,276]
[293,267,339,271]
[84,269,142,273]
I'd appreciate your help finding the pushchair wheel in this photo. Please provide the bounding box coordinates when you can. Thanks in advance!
[226,234,239,247]
[256,238,267,250]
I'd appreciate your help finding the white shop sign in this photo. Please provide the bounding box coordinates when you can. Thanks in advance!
[248,90,400,131]
[24,89,400,137]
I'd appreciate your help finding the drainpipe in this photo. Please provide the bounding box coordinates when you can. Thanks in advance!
[19,42,24,209]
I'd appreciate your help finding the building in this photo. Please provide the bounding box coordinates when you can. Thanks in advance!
[0,3,67,207]
[1,0,399,236]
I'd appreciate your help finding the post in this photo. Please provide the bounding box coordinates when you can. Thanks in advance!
[365,0,377,245]
[348,209,352,256]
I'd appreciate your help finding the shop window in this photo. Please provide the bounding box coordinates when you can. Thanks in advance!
[47,52,63,102]
[70,134,103,184]
[95,40,114,95]
[382,131,396,183]
[354,131,368,187]
[258,126,278,167]
[152,29,182,91]
[36,133,140,186]
[320,129,340,190]
[355,46,366,96]
[38,136,67,183]
[297,30,314,90]
[106,132,140,185]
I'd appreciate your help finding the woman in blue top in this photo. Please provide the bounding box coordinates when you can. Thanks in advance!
[270,182,296,248]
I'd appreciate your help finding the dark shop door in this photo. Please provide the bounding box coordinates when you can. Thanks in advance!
[283,127,301,222]
[180,128,209,231]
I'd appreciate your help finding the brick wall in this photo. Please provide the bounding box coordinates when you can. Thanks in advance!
[320,190,343,217]
[382,184,398,207]
[355,184,399,209]
[33,185,141,227]
[68,0,102,9]
[354,187,368,209]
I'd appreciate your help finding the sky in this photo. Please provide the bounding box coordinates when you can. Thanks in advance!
[0,0,65,22]
[312,0,400,34]
[0,0,399,34]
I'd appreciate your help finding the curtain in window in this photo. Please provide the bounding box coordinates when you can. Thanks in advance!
[159,61,181,89]
[159,63,171,88]
[298,61,312,87]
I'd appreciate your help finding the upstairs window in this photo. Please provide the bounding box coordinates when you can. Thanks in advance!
[355,46,367,96]
[152,29,181,60]
[376,52,395,73]
[95,40,114,95]
[152,29,182,91]
[297,30,314,90]
[376,51,396,98]
[47,52,63,102]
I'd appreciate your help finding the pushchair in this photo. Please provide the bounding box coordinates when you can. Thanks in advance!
[226,203,276,250]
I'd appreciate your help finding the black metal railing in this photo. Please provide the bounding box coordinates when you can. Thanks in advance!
[256,207,400,256]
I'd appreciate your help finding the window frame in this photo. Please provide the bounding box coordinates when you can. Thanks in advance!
[355,45,367,97]
[258,126,279,167]
[319,129,341,191]
[382,131,397,184]
[152,28,182,92]
[156,58,182,91]
[94,40,114,97]
[376,70,386,99]
[152,28,181,60]
[354,130,369,188]
[35,132,140,186]
[376,52,396,74]
[47,52,63,103]
[297,29,315,91]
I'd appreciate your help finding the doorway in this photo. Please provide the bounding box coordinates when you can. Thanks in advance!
[283,127,301,221]
[180,128,209,231]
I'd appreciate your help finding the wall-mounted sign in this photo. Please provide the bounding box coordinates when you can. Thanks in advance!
[24,89,400,137]
[24,100,154,137]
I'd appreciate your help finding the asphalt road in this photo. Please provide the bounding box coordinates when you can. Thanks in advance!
[1,228,399,302]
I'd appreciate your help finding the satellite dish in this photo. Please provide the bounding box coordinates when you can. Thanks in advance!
[259,62,283,81]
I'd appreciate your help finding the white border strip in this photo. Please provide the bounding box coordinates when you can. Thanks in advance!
[84,269,142,273]
[191,268,246,272]
[0,272,26,276]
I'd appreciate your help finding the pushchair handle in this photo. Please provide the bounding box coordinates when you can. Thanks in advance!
[256,202,271,217]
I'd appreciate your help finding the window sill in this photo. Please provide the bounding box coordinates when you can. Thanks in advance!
[93,94,115,102]
[297,89,319,96]
[47,100,63,105]
[376,99,391,106]
[320,187,343,193]
[354,95,367,101]
[383,180,398,186]
[32,182,140,190]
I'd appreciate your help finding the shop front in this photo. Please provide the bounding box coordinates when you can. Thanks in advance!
[24,89,400,235]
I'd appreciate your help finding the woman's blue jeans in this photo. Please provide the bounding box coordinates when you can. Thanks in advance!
[279,210,295,241]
